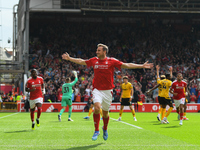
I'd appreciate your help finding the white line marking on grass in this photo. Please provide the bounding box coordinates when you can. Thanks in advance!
[110,117,143,129]
[0,144,197,147]
[0,112,19,119]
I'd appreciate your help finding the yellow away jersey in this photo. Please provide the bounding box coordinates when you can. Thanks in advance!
[184,88,188,103]
[121,82,133,98]
[157,79,172,99]
[157,78,163,96]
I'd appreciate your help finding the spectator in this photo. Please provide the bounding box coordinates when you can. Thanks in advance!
[85,85,91,96]
[190,92,197,103]
[74,85,80,100]
[189,84,197,96]
[139,91,146,103]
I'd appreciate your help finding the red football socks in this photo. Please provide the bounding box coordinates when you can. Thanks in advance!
[93,113,100,131]
[180,113,183,120]
[103,116,110,131]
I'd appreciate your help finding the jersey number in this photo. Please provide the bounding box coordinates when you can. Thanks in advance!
[162,84,166,89]
[64,87,69,93]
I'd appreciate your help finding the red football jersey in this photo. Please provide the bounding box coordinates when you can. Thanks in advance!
[85,57,123,90]
[171,80,187,100]
[26,76,44,100]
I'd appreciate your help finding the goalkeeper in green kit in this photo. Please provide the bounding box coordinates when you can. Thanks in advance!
[58,71,78,121]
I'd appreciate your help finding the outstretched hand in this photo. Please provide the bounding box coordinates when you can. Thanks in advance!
[156,65,160,70]
[143,61,154,69]
[146,90,151,95]
[169,66,173,71]
[62,52,70,60]
[72,70,78,78]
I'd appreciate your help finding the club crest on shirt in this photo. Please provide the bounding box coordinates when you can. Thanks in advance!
[94,65,99,69]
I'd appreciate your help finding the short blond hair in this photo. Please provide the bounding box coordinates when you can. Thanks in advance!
[123,76,128,79]
[97,43,109,53]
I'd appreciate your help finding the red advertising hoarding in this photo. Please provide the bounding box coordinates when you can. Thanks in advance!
[18,103,200,113]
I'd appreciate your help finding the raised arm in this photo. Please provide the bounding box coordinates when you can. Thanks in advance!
[121,61,153,69]
[169,66,173,79]
[62,52,87,65]
[69,71,79,86]
[156,65,160,79]
[137,82,142,89]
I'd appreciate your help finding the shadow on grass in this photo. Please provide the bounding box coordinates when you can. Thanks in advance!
[57,143,103,150]
[150,121,160,123]
[5,130,31,133]
[49,121,61,123]
[161,125,181,128]
[152,123,162,125]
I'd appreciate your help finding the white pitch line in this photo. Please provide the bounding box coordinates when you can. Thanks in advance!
[110,118,143,129]
[0,144,197,147]
[0,112,19,119]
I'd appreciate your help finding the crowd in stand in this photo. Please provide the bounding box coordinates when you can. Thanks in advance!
[26,18,200,103]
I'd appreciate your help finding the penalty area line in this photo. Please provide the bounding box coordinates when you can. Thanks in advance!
[0,112,19,119]
[110,118,143,129]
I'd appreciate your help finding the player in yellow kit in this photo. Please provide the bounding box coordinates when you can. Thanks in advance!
[147,74,166,121]
[156,65,173,124]
[118,76,137,121]
[147,66,173,122]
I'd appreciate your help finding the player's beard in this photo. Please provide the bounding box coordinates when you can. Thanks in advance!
[32,75,37,79]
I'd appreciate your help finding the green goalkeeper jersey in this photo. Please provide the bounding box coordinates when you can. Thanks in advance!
[62,77,78,99]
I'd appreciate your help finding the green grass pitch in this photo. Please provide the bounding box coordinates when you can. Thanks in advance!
[0,112,200,150]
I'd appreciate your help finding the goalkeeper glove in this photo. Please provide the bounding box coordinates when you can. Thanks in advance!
[72,70,78,78]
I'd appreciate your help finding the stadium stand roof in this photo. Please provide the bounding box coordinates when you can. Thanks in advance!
[28,0,200,13]
[62,0,200,13]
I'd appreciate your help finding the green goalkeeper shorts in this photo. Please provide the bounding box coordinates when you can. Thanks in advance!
[61,96,72,107]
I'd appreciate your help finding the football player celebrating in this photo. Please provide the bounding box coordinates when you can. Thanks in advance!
[25,69,44,130]
[58,71,78,122]
[170,73,188,125]
[62,43,153,141]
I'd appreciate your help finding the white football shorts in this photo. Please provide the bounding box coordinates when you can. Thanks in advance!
[174,98,185,108]
[92,88,113,111]
[29,97,43,109]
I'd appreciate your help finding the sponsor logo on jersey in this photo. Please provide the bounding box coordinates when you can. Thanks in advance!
[94,65,108,69]
[175,86,184,89]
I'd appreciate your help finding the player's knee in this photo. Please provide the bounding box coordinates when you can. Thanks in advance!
[94,105,100,112]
